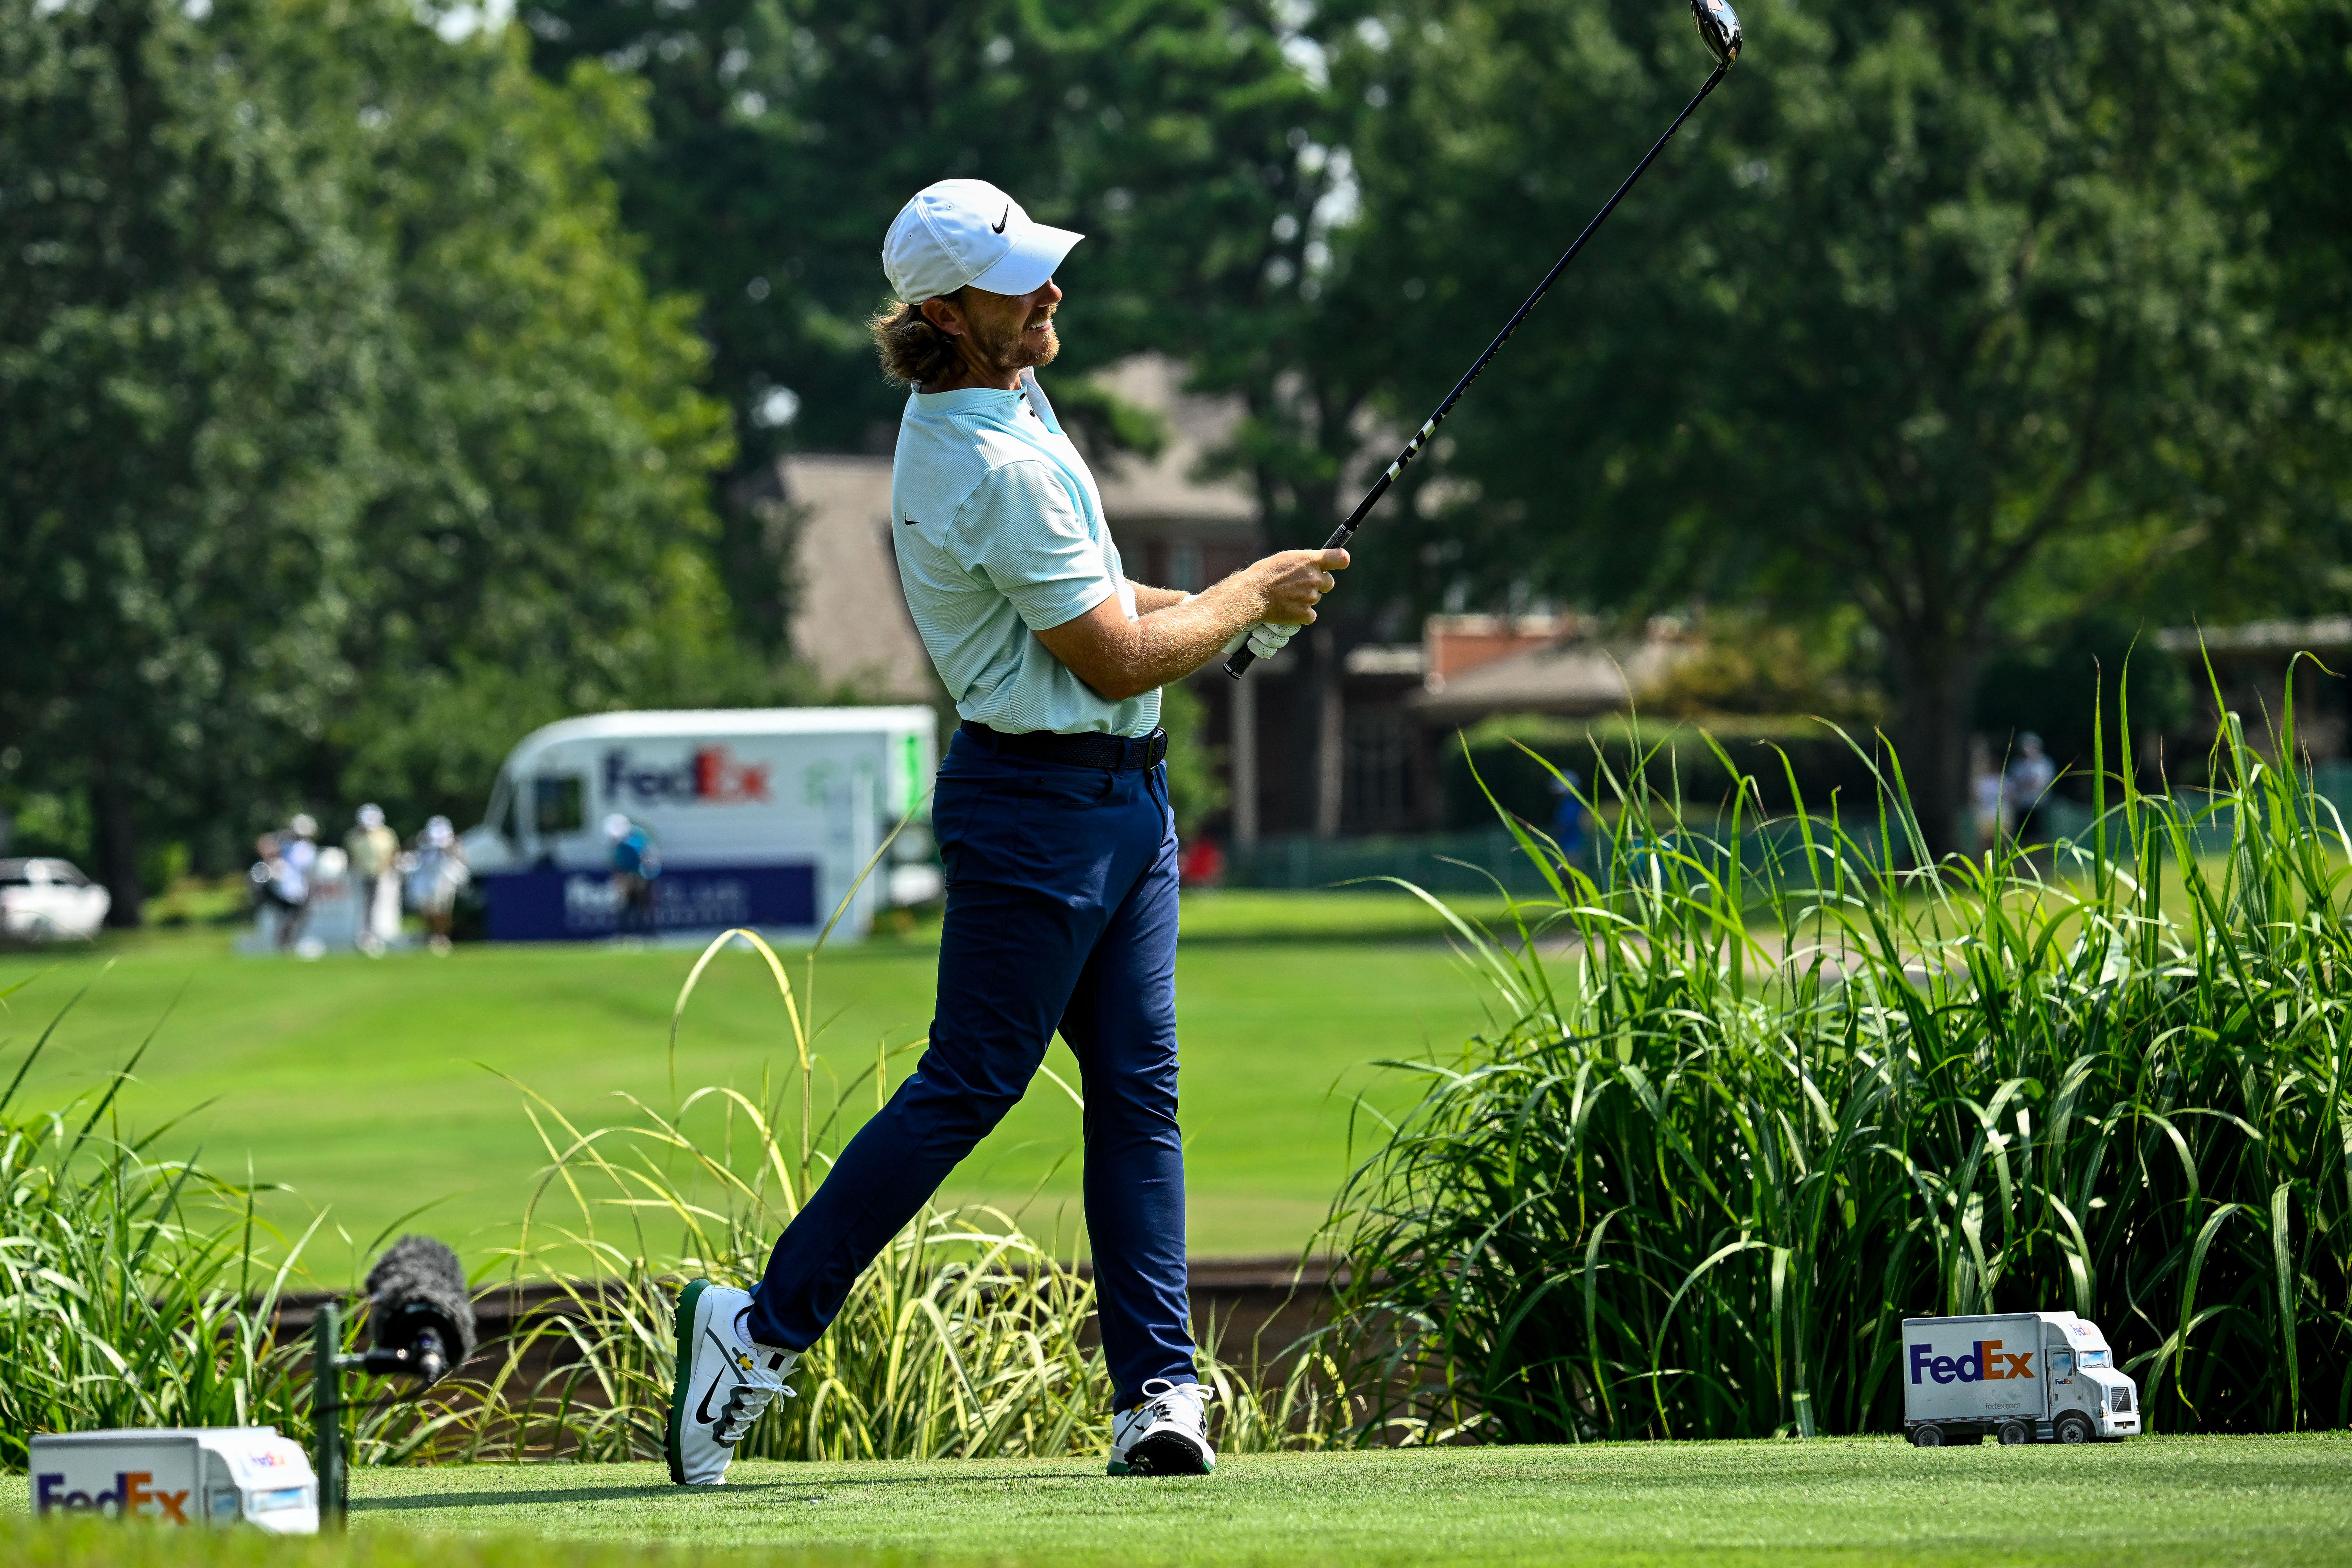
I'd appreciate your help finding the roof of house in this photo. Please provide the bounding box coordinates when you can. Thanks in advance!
[1410,631,1691,721]
[2156,617,2352,655]
[1084,355,1258,534]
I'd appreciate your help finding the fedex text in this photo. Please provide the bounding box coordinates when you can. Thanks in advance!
[1909,1339,2034,1384]
[603,746,771,807]
[35,1470,192,1523]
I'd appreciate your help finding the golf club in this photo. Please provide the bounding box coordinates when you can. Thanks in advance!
[1225,0,1743,678]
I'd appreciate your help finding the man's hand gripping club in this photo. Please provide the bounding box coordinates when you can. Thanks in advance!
[1034,547,1351,702]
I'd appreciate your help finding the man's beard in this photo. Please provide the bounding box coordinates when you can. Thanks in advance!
[967,309,1059,375]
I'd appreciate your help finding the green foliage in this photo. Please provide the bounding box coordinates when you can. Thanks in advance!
[519,0,1357,637]
[1325,691,2352,1442]
[0,0,394,911]
[1441,714,1888,827]
[1974,616,2193,792]
[0,0,749,904]
[1159,680,1230,839]
[1316,0,2320,851]
[0,1014,304,1466]
[0,979,467,1469]
[1640,610,1885,725]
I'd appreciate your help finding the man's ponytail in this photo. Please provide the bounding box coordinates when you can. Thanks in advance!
[869,294,968,388]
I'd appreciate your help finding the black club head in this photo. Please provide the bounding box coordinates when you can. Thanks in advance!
[1692,0,1742,67]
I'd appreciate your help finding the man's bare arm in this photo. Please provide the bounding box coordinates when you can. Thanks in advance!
[1035,549,1349,703]
[1128,581,1189,614]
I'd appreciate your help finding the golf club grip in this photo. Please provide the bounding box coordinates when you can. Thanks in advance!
[1223,61,1730,683]
[1223,523,1356,678]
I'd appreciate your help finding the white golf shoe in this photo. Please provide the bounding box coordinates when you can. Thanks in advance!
[1107,1377,1216,1475]
[665,1280,798,1486]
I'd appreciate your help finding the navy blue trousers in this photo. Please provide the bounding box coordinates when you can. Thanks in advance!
[745,728,1196,1406]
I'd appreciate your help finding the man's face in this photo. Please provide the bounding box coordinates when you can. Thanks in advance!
[938,280,1061,376]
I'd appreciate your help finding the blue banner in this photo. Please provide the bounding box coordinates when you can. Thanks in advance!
[482,864,818,941]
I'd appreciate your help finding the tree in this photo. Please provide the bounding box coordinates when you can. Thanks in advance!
[243,0,742,833]
[520,0,1089,649]
[0,0,744,914]
[520,1,1363,631]
[1327,0,2293,852]
[0,0,387,921]
[525,0,1380,825]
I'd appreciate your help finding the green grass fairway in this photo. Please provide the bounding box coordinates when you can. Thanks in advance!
[0,893,1517,1266]
[12,1438,2352,1566]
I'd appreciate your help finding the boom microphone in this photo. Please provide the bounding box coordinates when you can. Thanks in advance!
[361,1235,476,1384]
[314,1235,476,1529]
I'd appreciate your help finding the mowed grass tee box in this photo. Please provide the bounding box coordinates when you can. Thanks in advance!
[8,1437,2352,1567]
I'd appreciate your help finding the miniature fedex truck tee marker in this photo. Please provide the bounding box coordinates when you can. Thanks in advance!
[30,1428,319,1533]
[461,708,939,943]
[1903,1312,2141,1446]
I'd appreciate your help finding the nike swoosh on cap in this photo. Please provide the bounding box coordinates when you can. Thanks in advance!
[993,207,1010,234]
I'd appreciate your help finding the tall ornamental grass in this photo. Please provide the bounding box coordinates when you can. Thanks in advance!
[0,980,467,1468]
[1324,685,2352,1443]
[473,927,1340,1461]
[0,925,1336,1466]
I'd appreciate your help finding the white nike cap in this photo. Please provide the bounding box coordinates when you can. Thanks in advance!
[882,179,1083,303]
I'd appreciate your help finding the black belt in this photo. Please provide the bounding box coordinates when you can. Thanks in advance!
[961,720,1168,771]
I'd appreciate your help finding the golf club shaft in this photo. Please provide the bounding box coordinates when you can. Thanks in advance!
[1224,59,1732,679]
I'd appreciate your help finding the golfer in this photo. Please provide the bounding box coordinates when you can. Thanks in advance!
[667,177,1346,1485]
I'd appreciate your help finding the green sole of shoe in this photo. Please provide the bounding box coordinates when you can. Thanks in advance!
[665,1279,710,1486]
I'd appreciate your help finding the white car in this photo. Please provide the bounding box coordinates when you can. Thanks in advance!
[0,858,112,940]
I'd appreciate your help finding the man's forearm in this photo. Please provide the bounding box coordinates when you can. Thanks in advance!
[1036,548,1343,703]
[1114,574,1268,688]
[1035,573,1268,702]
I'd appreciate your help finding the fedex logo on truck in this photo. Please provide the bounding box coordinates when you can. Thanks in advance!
[604,747,771,807]
[1909,1339,2035,1384]
[35,1471,192,1523]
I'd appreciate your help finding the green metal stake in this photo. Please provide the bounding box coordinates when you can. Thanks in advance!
[313,1300,347,1530]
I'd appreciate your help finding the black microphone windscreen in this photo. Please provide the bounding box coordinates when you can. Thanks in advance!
[365,1235,477,1372]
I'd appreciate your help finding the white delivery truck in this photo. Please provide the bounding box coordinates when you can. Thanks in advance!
[462,707,939,943]
[1902,1311,2141,1445]
[29,1428,318,1533]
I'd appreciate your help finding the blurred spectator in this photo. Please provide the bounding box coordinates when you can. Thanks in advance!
[606,813,660,938]
[345,803,401,954]
[407,815,469,955]
[2003,733,2057,848]
[1178,837,1226,889]
[249,830,308,951]
[285,814,322,955]
[284,812,319,893]
[1550,771,1591,865]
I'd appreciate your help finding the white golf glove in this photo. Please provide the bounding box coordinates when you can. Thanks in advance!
[1223,621,1299,662]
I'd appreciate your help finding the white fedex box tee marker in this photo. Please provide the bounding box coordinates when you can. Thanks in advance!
[30,1428,318,1533]
[1901,1312,2140,1447]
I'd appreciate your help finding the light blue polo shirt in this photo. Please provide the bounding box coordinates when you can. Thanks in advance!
[889,370,1159,738]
